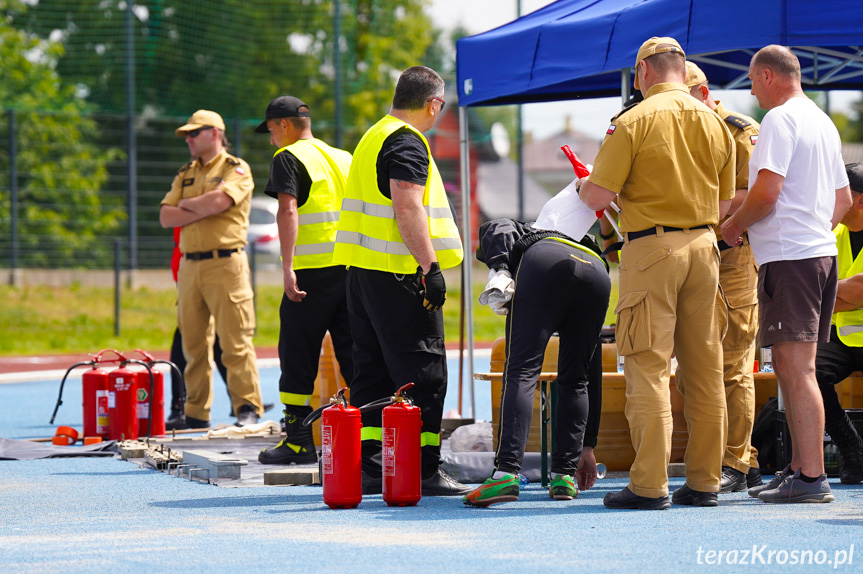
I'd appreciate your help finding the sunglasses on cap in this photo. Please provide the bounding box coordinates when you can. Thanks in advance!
[427,97,445,111]
[186,126,214,138]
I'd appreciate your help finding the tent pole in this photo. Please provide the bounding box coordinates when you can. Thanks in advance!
[621,67,631,105]
[458,106,476,420]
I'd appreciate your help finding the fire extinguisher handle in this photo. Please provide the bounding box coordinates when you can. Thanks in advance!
[91,349,126,364]
[129,349,155,362]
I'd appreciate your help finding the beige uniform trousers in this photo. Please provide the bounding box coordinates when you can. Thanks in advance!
[177,251,263,420]
[717,240,759,472]
[616,227,727,497]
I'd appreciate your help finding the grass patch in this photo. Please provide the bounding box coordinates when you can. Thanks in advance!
[0,264,618,356]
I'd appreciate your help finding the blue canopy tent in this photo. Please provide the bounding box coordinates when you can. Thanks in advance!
[453,0,863,417]
[456,0,863,106]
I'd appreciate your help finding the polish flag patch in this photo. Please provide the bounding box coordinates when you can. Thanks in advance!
[750,135,758,145]
[236,167,246,175]
[606,124,616,135]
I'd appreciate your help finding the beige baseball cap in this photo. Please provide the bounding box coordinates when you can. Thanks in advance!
[175,110,226,137]
[633,37,685,90]
[685,61,708,88]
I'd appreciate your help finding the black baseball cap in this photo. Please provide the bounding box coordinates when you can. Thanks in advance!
[848,162,863,193]
[254,96,311,133]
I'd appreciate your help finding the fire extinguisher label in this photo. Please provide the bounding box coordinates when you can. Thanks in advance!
[322,425,333,474]
[96,390,110,434]
[383,428,396,477]
[137,402,149,419]
[108,391,116,409]
[137,388,148,402]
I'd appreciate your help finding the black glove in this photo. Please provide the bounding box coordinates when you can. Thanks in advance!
[420,262,446,311]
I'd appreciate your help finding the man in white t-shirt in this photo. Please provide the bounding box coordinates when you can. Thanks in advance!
[721,45,852,504]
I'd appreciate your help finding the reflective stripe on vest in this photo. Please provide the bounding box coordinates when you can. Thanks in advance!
[360,426,440,447]
[332,115,463,273]
[275,138,351,270]
[280,392,312,407]
[833,224,863,346]
[335,231,462,256]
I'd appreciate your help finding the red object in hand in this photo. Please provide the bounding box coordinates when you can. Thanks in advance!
[562,145,604,218]
[561,145,590,178]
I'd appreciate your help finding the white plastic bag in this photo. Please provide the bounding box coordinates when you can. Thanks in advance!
[449,421,493,453]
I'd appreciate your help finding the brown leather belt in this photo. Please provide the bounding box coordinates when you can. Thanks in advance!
[184,248,241,261]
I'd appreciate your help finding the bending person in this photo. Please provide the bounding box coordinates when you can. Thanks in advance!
[464,206,610,507]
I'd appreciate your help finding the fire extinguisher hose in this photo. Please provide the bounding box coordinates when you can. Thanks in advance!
[49,361,95,425]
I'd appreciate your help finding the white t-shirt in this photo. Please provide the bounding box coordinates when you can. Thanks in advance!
[747,96,848,265]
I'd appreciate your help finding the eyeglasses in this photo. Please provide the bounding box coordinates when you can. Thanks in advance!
[186,126,213,138]
[427,97,445,111]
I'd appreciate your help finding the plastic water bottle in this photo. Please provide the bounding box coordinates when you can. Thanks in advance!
[824,438,839,475]
[617,352,625,373]
[518,474,530,486]
[760,347,773,372]
[596,463,607,480]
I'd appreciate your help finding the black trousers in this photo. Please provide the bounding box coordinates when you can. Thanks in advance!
[495,239,611,475]
[169,327,227,413]
[277,266,354,403]
[346,267,447,479]
[815,325,863,427]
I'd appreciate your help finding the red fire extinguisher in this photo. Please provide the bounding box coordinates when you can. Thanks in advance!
[50,349,121,440]
[108,353,139,441]
[127,349,166,438]
[381,383,422,507]
[304,387,362,509]
[83,363,111,439]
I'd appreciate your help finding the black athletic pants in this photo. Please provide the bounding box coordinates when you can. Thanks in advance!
[495,239,611,475]
[278,266,354,402]
[346,266,447,479]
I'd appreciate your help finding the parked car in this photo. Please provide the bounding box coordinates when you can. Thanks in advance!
[247,196,281,267]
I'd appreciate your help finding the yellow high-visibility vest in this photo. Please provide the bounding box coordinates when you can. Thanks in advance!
[332,115,463,273]
[275,138,352,269]
[834,223,863,346]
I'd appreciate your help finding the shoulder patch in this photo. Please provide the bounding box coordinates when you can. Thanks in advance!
[750,134,758,145]
[606,124,617,135]
[177,161,192,175]
[724,114,751,131]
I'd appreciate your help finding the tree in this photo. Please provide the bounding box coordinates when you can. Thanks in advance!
[1,0,122,268]
[18,0,436,149]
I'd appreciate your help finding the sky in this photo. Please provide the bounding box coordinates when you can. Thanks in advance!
[427,0,860,141]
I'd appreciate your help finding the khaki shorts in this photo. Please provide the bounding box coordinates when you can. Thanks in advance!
[757,256,837,347]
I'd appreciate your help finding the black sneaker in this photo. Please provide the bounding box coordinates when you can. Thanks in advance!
[165,414,210,431]
[603,487,670,510]
[672,484,718,507]
[230,403,274,417]
[421,468,473,496]
[719,466,747,493]
[747,466,763,488]
[838,444,863,485]
[258,438,317,465]
[235,404,259,427]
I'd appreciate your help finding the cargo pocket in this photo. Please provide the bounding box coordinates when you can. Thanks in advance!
[615,290,650,356]
[228,287,256,331]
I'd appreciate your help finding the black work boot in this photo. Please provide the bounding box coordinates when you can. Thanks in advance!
[258,405,317,465]
[827,413,863,485]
